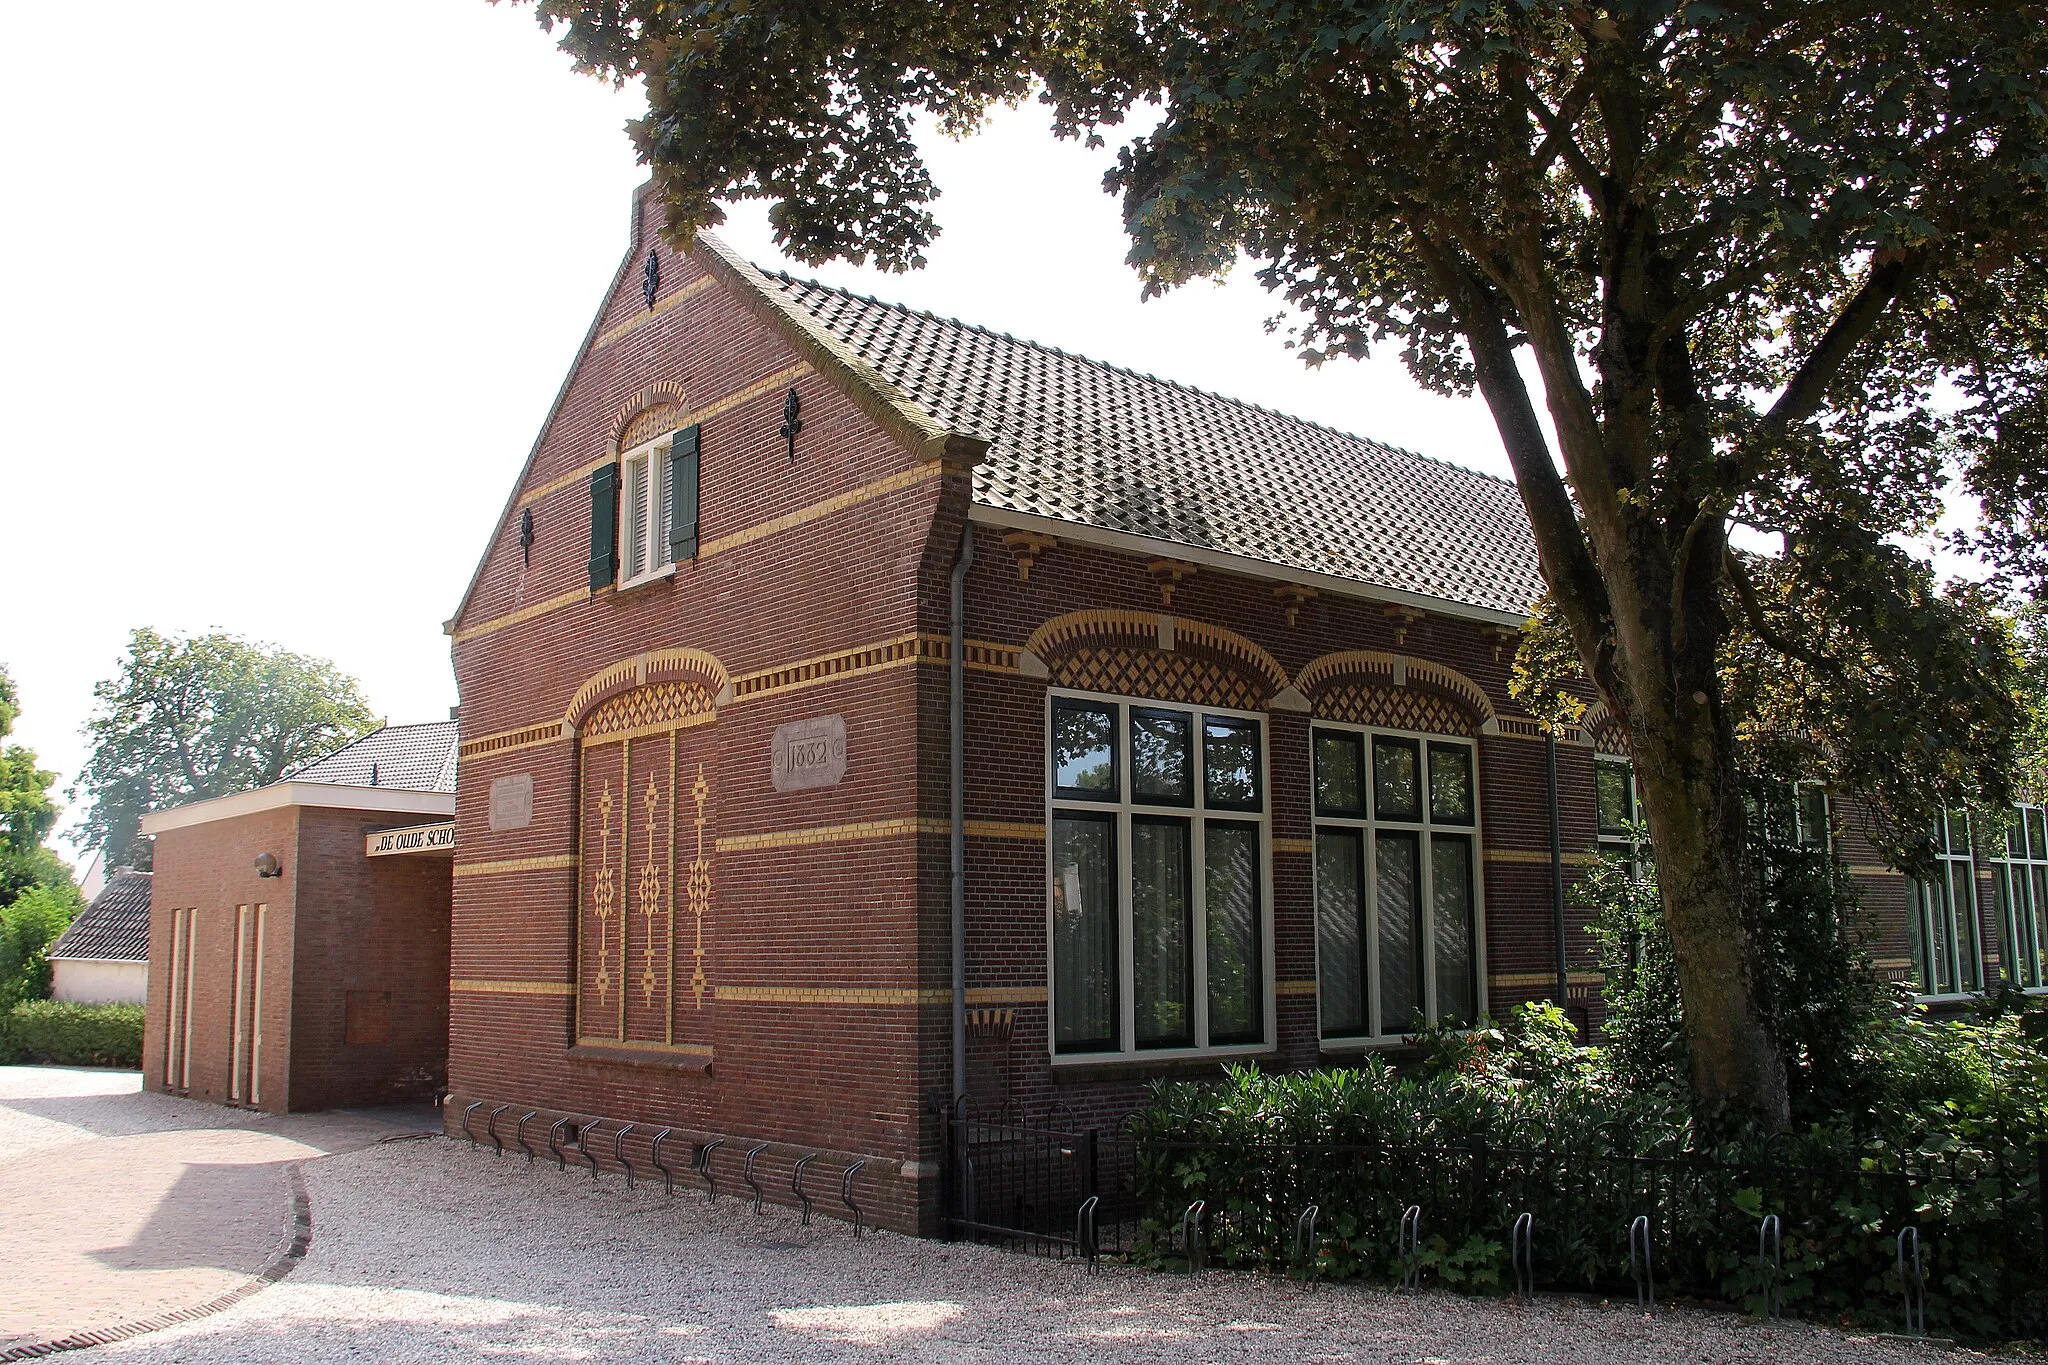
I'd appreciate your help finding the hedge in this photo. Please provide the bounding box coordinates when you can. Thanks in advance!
[0,1000,144,1068]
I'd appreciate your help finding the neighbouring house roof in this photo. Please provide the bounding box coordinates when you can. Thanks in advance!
[766,276,1547,621]
[289,721,458,793]
[47,868,151,963]
[138,723,458,837]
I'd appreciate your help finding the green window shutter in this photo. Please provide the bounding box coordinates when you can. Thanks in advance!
[587,462,619,590]
[668,424,700,562]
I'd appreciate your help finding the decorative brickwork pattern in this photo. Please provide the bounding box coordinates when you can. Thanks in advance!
[617,401,688,454]
[1313,681,1474,736]
[581,680,717,742]
[1051,646,1266,712]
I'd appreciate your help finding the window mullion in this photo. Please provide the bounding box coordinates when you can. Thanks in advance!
[1192,811,1210,1050]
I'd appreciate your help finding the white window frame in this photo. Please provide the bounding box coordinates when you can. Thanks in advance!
[1794,782,1833,852]
[616,432,674,590]
[1595,755,1646,870]
[1990,803,2048,993]
[1044,687,1275,1063]
[1310,721,1486,1049]
[1910,809,1983,1000]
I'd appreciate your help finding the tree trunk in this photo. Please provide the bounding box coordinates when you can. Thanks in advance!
[1621,678,1790,1129]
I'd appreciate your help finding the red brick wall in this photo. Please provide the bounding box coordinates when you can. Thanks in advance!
[285,808,451,1110]
[145,806,298,1111]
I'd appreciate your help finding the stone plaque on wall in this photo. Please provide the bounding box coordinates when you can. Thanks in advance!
[489,773,534,830]
[771,715,847,792]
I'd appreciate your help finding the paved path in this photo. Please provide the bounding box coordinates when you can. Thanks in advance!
[0,1067,433,1355]
[3,1103,1978,1363]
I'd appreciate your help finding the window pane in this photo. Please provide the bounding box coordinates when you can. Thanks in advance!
[1376,831,1422,1034]
[1949,860,1978,991]
[1314,731,1365,816]
[1204,822,1263,1044]
[1203,718,1262,810]
[1797,787,1829,848]
[2032,866,2048,986]
[1132,709,1193,805]
[1921,879,1954,994]
[1428,743,1474,825]
[1132,818,1192,1048]
[1373,737,1421,821]
[1052,701,1117,798]
[1051,816,1117,1051]
[1431,835,1476,1028]
[1906,883,1929,994]
[623,455,649,580]
[652,443,671,561]
[1596,763,1632,835]
[2009,816,2027,859]
[1316,830,1366,1037]
[2030,807,2047,860]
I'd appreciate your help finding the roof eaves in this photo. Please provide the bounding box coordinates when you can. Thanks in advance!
[689,231,991,469]
[968,503,1533,627]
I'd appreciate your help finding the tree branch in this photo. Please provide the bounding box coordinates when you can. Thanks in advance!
[1724,548,1833,671]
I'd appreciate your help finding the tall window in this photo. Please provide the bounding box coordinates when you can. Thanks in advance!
[618,433,672,585]
[1908,810,1982,997]
[1312,724,1480,1040]
[1795,784,1832,850]
[1992,804,2048,991]
[1048,694,1267,1056]
[1596,756,1649,869]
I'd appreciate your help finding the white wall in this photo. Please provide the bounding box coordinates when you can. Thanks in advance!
[50,959,148,1006]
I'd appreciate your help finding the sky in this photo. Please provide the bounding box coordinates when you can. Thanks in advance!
[0,3,1980,867]
[0,1,1513,865]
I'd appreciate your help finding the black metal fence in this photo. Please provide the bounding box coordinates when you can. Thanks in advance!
[942,1111,2046,1342]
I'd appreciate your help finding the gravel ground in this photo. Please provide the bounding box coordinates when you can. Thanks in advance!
[60,1133,1992,1364]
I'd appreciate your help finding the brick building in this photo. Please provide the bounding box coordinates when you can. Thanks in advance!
[443,185,2042,1235]
[141,723,456,1112]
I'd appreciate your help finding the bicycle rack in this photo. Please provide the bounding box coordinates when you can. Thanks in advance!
[1182,1200,1207,1275]
[650,1128,678,1196]
[571,1119,599,1177]
[742,1142,769,1213]
[1398,1205,1423,1291]
[548,1117,577,1170]
[1897,1226,1925,1337]
[695,1137,726,1203]
[1075,1194,1101,1269]
[1511,1212,1534,1299]
[515,1111,539,1163]
[487,1104,510,1156]
[1629,1215,1655,1313]
[1293,1204,1321,1287]
[614,1123,639,1188]
[791,1154,818,1225]
[1758,1214,1782,1320]
[841,1159,866,1237]
[462,1101,484,1148]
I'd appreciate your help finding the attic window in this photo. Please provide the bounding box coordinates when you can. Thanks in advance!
[619,435,672,586]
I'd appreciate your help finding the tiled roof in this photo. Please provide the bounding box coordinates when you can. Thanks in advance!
[767,277,1546,618]
[48,869,151,962]
[289,721,458,793]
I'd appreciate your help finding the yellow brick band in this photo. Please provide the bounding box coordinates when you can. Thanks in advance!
[453,854,579,879]
[1275,979,1319,996]
[1484,848,1600,867]
[1845,863,1901,878]
[454,588,592,646]
[459,720,568,760]
[969,986,1046,1005]
[728,633,933,705]
[698,461,939,560]
[716,817,944,853]
[572,1036,715,1056]
[1487,970,1606,988]
[1271,838,1315,854]
[590,274,718,351]
[451,978,577,996]
[716,983,949,1006]
[966,820,1045,841]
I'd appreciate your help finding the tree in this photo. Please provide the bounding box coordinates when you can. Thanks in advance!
[73,629,380,864]
[514,1,2048,1126]
[0,665,68,909]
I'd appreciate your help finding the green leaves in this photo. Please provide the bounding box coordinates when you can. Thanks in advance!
[71,629,380,864]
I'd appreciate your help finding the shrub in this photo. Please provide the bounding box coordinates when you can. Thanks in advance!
[0,882,82,1007]
[0,1000,144,1068]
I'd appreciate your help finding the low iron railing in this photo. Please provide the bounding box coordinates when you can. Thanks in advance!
[942,1108,2046,1342]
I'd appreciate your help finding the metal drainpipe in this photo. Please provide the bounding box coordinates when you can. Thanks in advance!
[950,523,975,1105]
[1548,731,1568,1007]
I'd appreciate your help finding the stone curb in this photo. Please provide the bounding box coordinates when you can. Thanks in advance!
[0,1159,313,1361]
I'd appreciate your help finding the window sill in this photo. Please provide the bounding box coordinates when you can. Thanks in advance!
[566,1043,712,1074]
[615,564,676,595]
[1049,1049,1277,1083]
[1318,1036,1430,1057]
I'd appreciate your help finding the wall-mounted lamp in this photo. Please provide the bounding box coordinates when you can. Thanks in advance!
[253,852,284,879]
